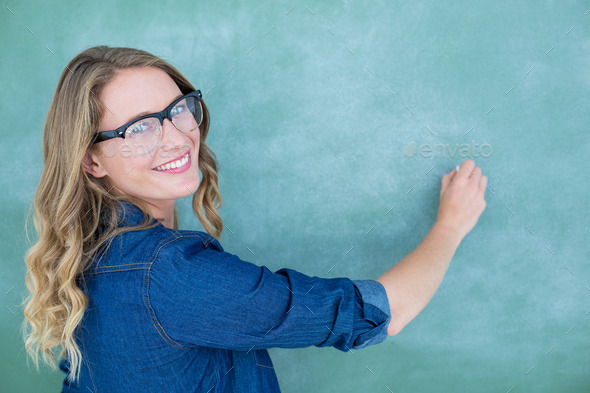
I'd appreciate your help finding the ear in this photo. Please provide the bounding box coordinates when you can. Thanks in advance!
[83,149,108,178]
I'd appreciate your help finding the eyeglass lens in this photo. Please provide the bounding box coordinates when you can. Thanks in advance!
[124,97,203,155]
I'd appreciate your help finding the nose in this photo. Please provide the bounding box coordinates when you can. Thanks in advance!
[159,118,187,150]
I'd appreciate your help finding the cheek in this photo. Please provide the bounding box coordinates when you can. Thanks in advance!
[101,141,120,159]
[103,143,156,176]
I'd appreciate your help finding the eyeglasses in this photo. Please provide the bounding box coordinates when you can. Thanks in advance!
[92,90,203,155]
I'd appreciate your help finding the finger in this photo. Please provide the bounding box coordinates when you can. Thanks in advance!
[449,167,458,180]
[446,169,457,188]
[479,174,488,190]
[456,159,475,180]
[441,172,450,193]
[470,166,482,183]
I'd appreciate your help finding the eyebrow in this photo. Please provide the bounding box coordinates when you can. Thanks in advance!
[124,93,184,124]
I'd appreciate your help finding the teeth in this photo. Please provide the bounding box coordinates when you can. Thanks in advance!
[155,153,189,171]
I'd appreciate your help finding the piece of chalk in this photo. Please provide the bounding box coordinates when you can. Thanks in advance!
[456,165,460,172]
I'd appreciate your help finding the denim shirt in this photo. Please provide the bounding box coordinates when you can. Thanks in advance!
[59,202,391,392]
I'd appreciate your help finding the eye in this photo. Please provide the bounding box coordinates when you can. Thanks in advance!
[127,121,153,136]
[171,104,186,117]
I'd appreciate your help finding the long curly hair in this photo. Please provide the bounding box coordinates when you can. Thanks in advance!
[21,45,223,385]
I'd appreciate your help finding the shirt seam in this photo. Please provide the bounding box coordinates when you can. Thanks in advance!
[85,227,204,274]
[144,232,215,350]
[85,266,151,275]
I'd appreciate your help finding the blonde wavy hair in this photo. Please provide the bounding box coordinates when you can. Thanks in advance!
[21,45,223,385]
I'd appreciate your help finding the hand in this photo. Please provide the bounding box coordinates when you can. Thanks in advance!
[435,159,487,240]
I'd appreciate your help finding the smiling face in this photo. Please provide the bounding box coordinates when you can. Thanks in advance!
[83,66,201,222]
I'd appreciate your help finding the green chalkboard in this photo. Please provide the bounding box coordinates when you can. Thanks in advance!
[2,1,589,392]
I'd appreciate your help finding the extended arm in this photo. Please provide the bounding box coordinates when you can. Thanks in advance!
[377,159,487,336]
[377,222,462,335]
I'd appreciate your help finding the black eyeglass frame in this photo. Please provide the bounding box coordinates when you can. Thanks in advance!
[91,89,203,145]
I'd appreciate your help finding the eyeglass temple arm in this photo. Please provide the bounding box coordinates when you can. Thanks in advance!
[92,130,122,144]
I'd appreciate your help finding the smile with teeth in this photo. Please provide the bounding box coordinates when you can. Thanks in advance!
[154,152,189,171]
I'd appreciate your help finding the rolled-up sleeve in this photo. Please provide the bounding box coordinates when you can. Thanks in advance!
[350,279,391,349]
[148,234,391,352]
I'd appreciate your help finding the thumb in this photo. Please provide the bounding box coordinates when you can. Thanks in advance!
[441,168,457,193]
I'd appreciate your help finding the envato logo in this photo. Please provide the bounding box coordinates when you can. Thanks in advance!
[403,141,493,158]
[99,142,193,159]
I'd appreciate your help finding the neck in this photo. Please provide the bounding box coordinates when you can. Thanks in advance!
[148,200,176,229]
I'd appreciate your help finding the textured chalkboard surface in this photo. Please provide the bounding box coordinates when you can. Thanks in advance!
[2,1,589,392]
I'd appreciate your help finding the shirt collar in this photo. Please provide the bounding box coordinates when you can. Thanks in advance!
[116,201,160,228]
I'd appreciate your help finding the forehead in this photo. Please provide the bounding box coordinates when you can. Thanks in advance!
[98,67,182,129]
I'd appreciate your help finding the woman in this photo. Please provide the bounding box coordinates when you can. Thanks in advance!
[22,45,487,392]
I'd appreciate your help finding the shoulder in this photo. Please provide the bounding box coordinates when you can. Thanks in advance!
[111,201,223,255]
[147,229,266,292]
[156,229,224,255]
[132,228,225,267]
[147,229,227,271]
[90,224,223,272]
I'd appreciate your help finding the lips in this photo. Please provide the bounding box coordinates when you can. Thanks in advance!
[152,150,190,171]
